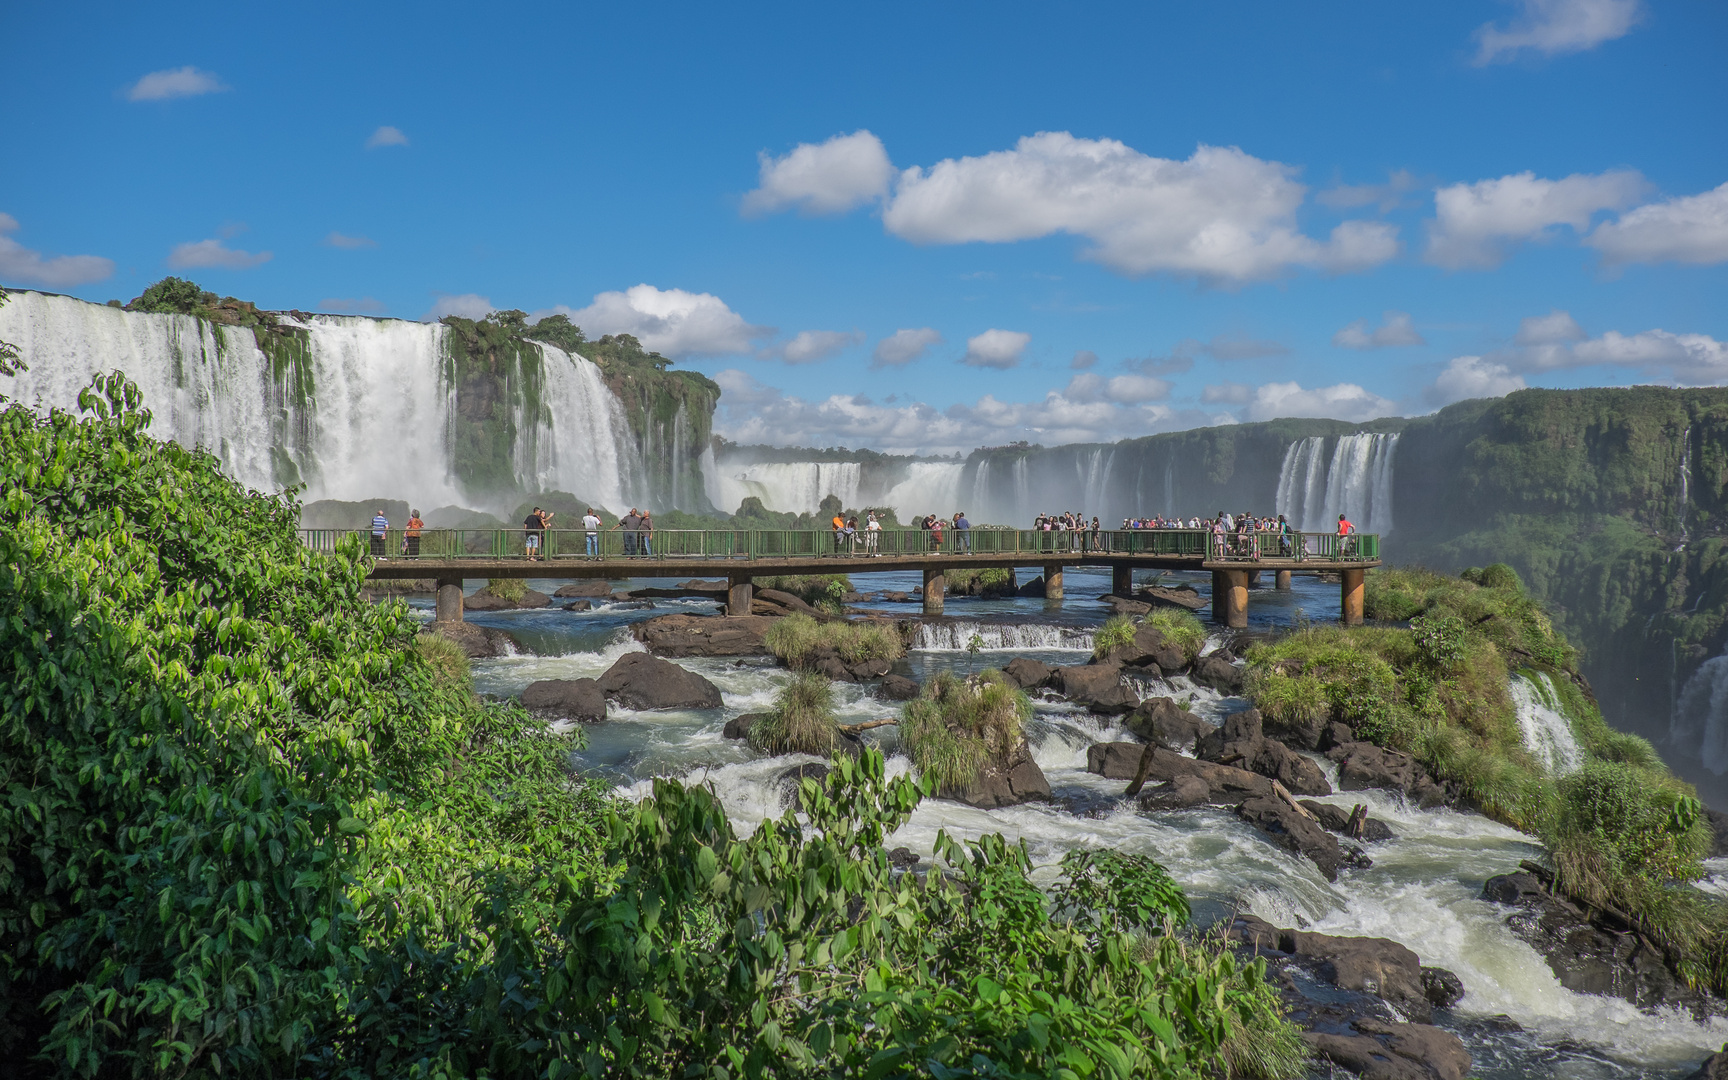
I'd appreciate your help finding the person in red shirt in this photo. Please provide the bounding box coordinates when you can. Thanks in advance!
[1337,514,1355,556]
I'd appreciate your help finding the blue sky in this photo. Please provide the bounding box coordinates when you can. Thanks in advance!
[3,0,1725,453]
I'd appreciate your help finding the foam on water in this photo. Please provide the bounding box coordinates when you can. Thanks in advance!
[913,621,1095,651]
[1509,673,1585,776]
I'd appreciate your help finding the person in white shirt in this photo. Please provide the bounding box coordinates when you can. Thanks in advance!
[582,508,601,557]
[865,511,881,555]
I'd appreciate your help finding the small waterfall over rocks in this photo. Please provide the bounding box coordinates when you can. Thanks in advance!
[1509,673,1585,776]
[911,621,1095,651]
[1672,652,1728,777]
[1275,433,1399,533]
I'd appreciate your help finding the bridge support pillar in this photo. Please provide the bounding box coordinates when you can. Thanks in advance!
[1043,565,1063,600]
[1275,569,1292,591]
[435,577,464,623]
[1341,568,1365,626]
[727,575,754,616]
[922,569,945,615]
[1112,565,1132,597]
[1211,569,1249,628]
[1248,570,1262,586]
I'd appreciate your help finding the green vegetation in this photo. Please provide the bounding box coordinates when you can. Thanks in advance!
[0,373,1299,1076]
[755,573,853,606]
[901,670,1031,793]
[747,672,843,756]
[1093,615,1138,658]
[482,576,528,603]
[1146,607,1207,662]
[0,289,24,376]
[763,612,903,670]
[946,566,1016,597]
[1246,565,1727,996]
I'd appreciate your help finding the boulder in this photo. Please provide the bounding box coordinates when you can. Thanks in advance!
[757,588,828,617]
[1300,800,1397,842]
[1002,657,1053,690]
[1304,1024,1471,1080]
[1236,795,1347,881]
[1049,662,1139,713]
[1228,914,1438,1022]
[562,599,593,612]
[1016,575,1049,597]
[777,762,831,787]
[1707,808,1728,858]
[1085,742,1272,803]
[597,652,724,710]
[630,580,727,598]
[1188,654,1244,693]
[1196,709,1333,796]
[1139,584,1207,611]
[880,590,912,603]
[1329,741,1419,794]
[1102,595,1152,616]
[1098,624,1187,672]
[554,581,614,598]
[943,742,1051,809]
[886,847,921,869]
[1125,697,1216,749]
[631,613,774,657]
[464,587,551,611]
[877,674,921,701]
[1421,967,1465,1009]
[722,712,768,740]
[848,657,892,680]
[1138,774,1211,810]
[520,678,606,722]
[1688,1044,1728,1080]
[422,620,515,658]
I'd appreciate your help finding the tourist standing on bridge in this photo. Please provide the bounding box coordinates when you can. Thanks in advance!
[832,510,846,553]
[1277,514,1293,557]
[371,509,389,559]
[639,511,653,556]
[865,511,881,555]
[404,509,424,558]
[614,509,641,556]
[930,514,944,550]
[524,507,548,560]
[582,508,601,557]
[842,514,858,553]
[954,511,970,552]
[1337,513,1355,557]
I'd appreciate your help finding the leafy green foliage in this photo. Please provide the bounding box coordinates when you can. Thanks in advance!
[482,575,528,603]
[1052,850,1189,933]
[763,611,903,669]
[0,289,24,376]
[756,573,853,605]
[127,275,211,313]
[944,566,1016,597]
[747,672,842,755]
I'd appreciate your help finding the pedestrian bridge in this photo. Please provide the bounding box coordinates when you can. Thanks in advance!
[310,527,1382,628]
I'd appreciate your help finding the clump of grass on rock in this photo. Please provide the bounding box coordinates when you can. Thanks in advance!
[765,612,904,671]
[901,670,1030,793]
[1092,615,1137,659]
[748,672,843,756]
[1146,607,1207,662]
[480,576,527,603]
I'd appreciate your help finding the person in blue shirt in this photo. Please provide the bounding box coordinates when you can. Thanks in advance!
[370,509,389,559]
[953,511,971,552]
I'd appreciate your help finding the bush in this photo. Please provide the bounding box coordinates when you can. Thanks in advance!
[128,275,211,314]
[764,612,904,669]
[755,573,852,605]
[901,670,1030,793]
[1147,606,1207,662]
[413,631,473,690]
[946,566,1016,597]
[1092,615,1137,658]
[483,576,528,602]
[748,673,842,755]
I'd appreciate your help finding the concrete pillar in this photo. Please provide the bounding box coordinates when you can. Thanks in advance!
[727,575,754,617]
[1275,569,1292,591]
[922,569,945,615]
[1043,564,1063,600]
[1341,568,1365,626]
[1223,569,1250,629]
[1112,564,1133,596]
[435,577,464,623]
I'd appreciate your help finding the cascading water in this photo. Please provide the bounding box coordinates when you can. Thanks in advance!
[529,342,644,514]
[911,621,1095,651]
[1275,433,1399,533]
[1508,674,1585,776]
[883,462,966,520]
[1672,653,1728,777]
[706,461,863,515]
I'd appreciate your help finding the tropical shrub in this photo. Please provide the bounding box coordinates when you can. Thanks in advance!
[747,672,842,755]
[763,612,904,669]
[1146,607,1207,663]
[1092,615,1137,658]
[901,670,1031,793]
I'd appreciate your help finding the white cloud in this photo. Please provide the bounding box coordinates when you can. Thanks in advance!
[1104,374,1171,404]
[1242,381,1398,423]
[741,130,894,216]
[871,327,942,368]
[1070,349,1098,370]
[962,329,1030,369]
[325,231,377,249]
[1514,308,1586,345]
[166,238,272,270]
[1587,181,1728,266]
[766,329,864,365]
[424,293,493,321]
[1473,0,1643,65]
[1428,356,1527,405]
[366,126,409,149]
[127,66,227,101]
[552,284,770,357]
[1333,311,1424,349]
[1427,169,1646,269]
[319,297,386,314]
[1317,169,1419,212]
[1202,382,1254,405]
[881,133,1395,283]
[0,213,114,287]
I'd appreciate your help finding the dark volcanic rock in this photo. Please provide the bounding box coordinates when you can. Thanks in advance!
[849,657,892,680]
[561,599,593,612]
[877,674,921,701]
[422,620,515,658]
[1229,913,1441,1023]
[1305,1023,1471,1080]
[722,712,768,740]
[631,613,774,657]
[1124,697,1216,749]
[1138,774,1211,810]
[1328,741,1437,801]
[880,590,912,603]
[554,581,614,598]
[941,742,1051,809]
[1002,657,1053,690]
[1049,662,1138,713]
[1098,624,1186,673]
[1688,1044,1728,1080]
[1708,808,1728,858]
[1236,795,1347,881]
[1102,595,1151,616]
[1421,967,1465,1009]
[1300,800,1397,842]
[1188,654,1244,693]
[1139,584,1207,611]
[1196,708,1332,796]
[757,588,828,617]
[1016,575,1046,597]
[597,652,724,710]
[1088,743,1272,802]
[777,762,831,787]
[520,678,606,722]
[887,846,921,869]
[463,587,551,611]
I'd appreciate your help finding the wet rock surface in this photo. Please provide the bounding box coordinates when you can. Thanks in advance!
[1195,708,1333,796]
[1124,696,1216,749]
[943,741,1051,809]
[464,587,551,611]
[553,581,615,598]
[520,678,606,722]
[1327,741,1450,807]
[721,712,767,740]
[1001,656,1053,690]
[597,652,724,710]
[1188,653,1244,693]
[876,674,920,701]
[1688,1043,1728,1080]
[1301,799,1397,843]
[422,620,517,658]
[1048,661,1138,713]
[631,613,774,657]
[1708,808,1728,858]
[1236,794,1348,881]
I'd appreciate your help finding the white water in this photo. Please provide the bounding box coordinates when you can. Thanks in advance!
[706,461,863,515]
[1508,673,1585,776]
[882,462,966,519]
[0,290,688,514]
[1275,433,1400,533]
[912,621,1095,651]
[1672,652,1728,777]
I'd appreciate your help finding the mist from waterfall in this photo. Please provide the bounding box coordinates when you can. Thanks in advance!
[705,461,863,516]
[1672,652,1728,777]
[1275,433,1400,533]
[882,462,965,520]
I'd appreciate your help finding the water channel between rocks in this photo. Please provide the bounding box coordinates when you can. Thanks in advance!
[405,565,1728,1079]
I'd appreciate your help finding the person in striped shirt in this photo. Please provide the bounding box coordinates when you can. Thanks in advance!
[370,510,389,559]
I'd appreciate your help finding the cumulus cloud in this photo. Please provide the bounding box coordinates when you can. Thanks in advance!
[871,327,942,369]
[1473,0,1643,65]
[1587,181,1728,266]
[366,126,409,149]
[1514,308,1586,345]
[325,231,377,249]
[1427,169,1647,269]
[1062,373,1172,404]
[166,237,272,270]
[962,329,1030,369]
[880,133,1395,283]
[319,297,386,314]
[1242,381,1398,423]
[1485,309,1728,385]
[0,213,114,287]
[1333,311,1424,349]
[764,329,864,364]
[1317,169,1419,212]
[127,66,227,101]
[742,130,894,216]
[1202,382,1254,405]
[549,284,770,357]
[712,368,1210,454]
[423,293,493,321]
[1428,356,1527,405]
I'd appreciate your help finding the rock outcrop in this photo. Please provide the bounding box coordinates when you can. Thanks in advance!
[876,674,920,701]
[1095,622,1189,673]
[1195,708,1332,796]
[1187,654,1244,694]
[520,678,607,722]
[554,581,615,598]
[1235,794,1350,881]
[1301,799,1397,842]
[1001,657,1053,690]
[1327,741,1450,807]
[421,621,516,658]
[944,743,1051,809]
[1124,697,1216,749]
[1087,742,1272,803]
[463,587,552,611]
[631,613,774,657]
[1048,662,1138,713]
[1688,1044,1728,1080]
[597,652,724,710]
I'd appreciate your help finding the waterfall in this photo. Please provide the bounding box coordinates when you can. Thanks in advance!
[883,462,965,520]
[1678,424,1692,540]
[530,342,643,514]
[1508,674,1585,776]
[1673,653,1728,777]
[1076,448,1115,517]
[912,621,1094,651]
[707,461,863,515]
[1275,433,1399,533]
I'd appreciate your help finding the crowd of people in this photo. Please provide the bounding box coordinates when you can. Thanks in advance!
[827,511,974,555]
[1110,510,1359,560]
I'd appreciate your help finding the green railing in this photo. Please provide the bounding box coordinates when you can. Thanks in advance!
[303,528,1379,563]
